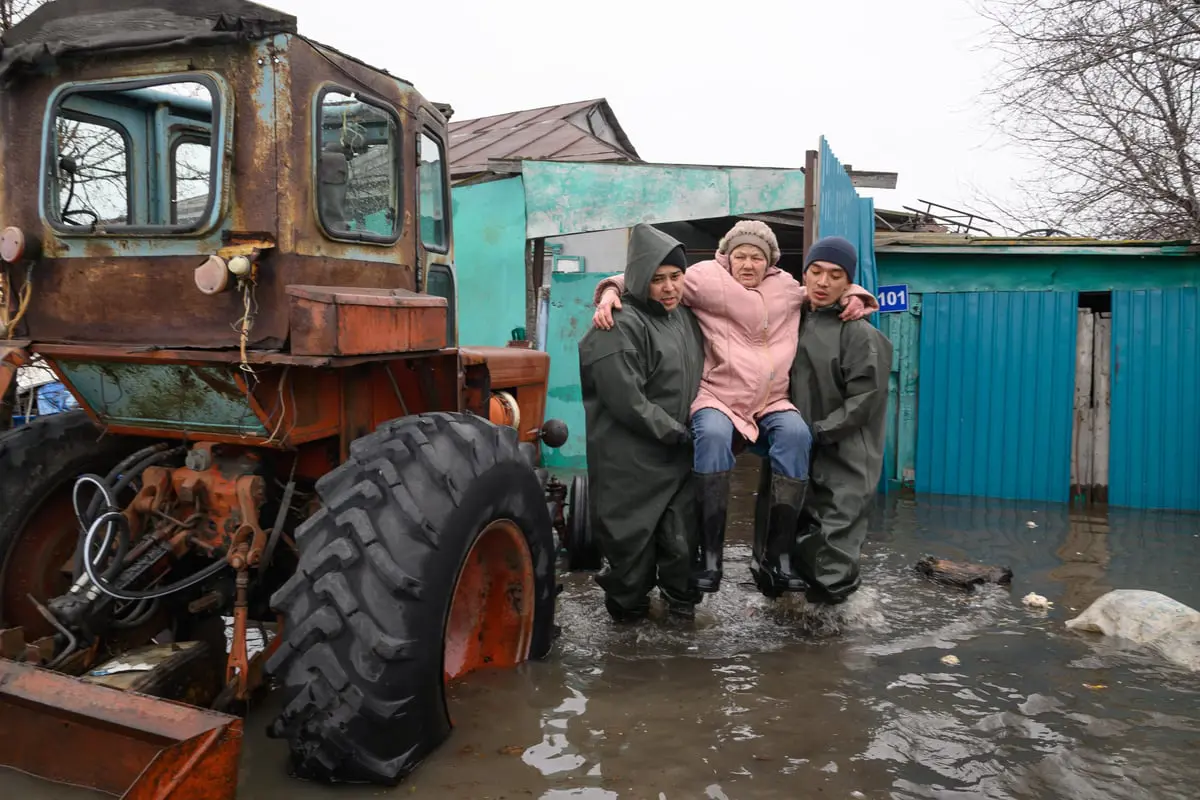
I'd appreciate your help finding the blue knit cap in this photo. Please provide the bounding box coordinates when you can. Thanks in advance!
[805,235,857,283]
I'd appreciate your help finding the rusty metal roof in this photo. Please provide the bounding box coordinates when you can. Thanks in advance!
[449,98,640,181]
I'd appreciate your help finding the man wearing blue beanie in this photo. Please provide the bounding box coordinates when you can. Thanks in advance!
[752,235,892,604]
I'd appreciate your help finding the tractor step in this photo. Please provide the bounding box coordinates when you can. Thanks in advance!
[0,657,242,799]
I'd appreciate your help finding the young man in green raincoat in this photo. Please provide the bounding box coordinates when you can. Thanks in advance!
[578,224,705,622]
[754,235,893,604]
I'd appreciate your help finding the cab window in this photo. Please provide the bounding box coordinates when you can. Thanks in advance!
[316,89,401,243]
[418,131,448,251]
[46,77,219,232]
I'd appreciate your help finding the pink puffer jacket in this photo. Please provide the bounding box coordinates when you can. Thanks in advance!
[593,254,878,443]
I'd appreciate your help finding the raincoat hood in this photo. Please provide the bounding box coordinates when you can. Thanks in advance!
[624,223,687,306]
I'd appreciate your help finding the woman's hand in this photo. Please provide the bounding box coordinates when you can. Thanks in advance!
[593,288,622,330]
[840,294,867,321]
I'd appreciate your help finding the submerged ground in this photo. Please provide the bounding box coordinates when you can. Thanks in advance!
[9,455,1200,799]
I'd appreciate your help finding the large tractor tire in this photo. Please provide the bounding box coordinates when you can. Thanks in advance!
[266,412,557,786]
[0,411,142,637]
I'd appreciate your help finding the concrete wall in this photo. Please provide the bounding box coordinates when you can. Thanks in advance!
[451,176,528,347]
[546,228,629,274]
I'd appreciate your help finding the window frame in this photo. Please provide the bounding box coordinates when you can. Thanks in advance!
[312,83,404,246]
[40,72,227,237]
[417,128,451,254]
[168,131,213,226]
[52,110,135,227]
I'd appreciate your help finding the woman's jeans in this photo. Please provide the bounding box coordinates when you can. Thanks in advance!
[690,408,812,478]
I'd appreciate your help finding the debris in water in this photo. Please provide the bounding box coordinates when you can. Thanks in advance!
[498,745,524,756]
[915,555,1014,590]
[941,654,961,666]
[1083,683,1108,690]
[1026,521,1039,528]
[1023,592,1053,609]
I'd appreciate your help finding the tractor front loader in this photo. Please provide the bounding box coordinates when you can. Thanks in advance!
[0,0,598,796]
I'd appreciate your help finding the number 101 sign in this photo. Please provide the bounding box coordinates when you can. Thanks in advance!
[877,284,909,313]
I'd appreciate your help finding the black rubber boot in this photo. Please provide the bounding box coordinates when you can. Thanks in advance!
[750,473,809,598]
[692,471,732,593]
[605,594,650,624]
[661,586,699,623]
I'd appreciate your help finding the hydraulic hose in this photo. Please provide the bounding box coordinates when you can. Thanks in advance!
[81,510,229,601]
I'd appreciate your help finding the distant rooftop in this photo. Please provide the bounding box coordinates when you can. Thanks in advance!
[449,98,640,183]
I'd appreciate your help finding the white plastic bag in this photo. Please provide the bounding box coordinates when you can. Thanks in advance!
[1064,589,1200,672]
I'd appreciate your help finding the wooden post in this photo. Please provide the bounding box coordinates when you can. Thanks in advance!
[803,149,818,263]
[1071,308,1095,504]
[1092,312,1112,504]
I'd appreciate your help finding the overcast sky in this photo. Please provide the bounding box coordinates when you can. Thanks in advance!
[273,0,1038,234]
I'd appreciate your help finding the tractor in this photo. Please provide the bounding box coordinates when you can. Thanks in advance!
[0,0,597,795]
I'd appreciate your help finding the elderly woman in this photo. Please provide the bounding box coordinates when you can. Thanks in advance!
[591,221,878,597]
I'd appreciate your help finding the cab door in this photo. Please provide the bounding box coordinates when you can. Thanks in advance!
[416,114,456,346]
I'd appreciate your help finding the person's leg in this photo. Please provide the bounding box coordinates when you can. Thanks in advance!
[655,474,701,621]
[595,527,656,622]
[749,411,812,595]
[689,408,736,592]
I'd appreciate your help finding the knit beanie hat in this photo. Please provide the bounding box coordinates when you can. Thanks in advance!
[804,235,857,283]
[717,220,781,265]
[660,245,687,270]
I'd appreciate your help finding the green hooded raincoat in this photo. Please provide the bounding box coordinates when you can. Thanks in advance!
[577,225,705,611]
[754,302,893,602]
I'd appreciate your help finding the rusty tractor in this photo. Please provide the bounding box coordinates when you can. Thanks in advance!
[0,0,600,796]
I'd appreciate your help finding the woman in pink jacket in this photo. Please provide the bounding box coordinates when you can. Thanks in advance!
[591,221,877,597]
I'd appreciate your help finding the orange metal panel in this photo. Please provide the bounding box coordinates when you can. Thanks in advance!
[0,659,241,799]
[0,342,28,404]
[286,285,447,356]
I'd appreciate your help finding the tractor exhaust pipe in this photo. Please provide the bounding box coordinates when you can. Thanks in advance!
[0,659,242,799]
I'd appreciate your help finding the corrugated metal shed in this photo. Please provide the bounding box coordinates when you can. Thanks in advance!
[1111,288,1200,510]
[449,99,639,182]
[916,291,1079,502]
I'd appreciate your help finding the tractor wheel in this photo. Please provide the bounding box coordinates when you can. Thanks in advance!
[266,412,557,786]
[0,411,141,637]
[565,474,602,571]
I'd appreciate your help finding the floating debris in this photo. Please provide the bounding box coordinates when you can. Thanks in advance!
[941,654,961,666]
[915,556,1014,590]
[1023,592,1053,609]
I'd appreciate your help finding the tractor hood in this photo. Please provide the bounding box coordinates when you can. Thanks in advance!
[0,0,297,81]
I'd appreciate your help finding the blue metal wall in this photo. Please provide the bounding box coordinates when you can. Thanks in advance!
[916,291,1078,502]
[815,137,879,308]
[1111,288,1200,510]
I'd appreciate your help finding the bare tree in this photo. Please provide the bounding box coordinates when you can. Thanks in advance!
[1,0,42,32]
[980,0,1200,239]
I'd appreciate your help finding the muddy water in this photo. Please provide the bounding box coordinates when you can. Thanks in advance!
[7,457,1200,799]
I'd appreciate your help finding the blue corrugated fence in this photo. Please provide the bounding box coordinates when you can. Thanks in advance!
[1111,288,1200,510]
[916,291,1078,502]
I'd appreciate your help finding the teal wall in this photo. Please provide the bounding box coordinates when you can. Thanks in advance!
[878,297,921,490]
[450,176,528,347]
[874,246,1200,501]
[876,249,1200,294]
[542,271,613,470]
[522,161,807,238]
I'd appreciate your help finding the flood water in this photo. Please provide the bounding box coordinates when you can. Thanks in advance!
[7,456,1200,799]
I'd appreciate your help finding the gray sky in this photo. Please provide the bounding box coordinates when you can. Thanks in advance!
[273,0,1036,233]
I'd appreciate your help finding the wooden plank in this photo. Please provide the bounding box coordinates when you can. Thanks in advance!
[1071,309,1095,501]
[1092,312,1112,500]
[848,170,899,190]
[896,297,921,488]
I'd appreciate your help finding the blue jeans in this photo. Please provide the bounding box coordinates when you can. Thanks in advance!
[691,408,812,479]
